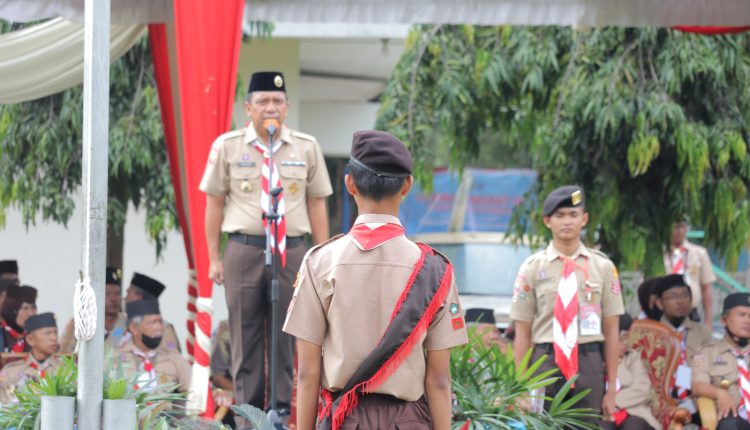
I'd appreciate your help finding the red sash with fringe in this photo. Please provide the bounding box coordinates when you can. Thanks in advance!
[317,243,453,430]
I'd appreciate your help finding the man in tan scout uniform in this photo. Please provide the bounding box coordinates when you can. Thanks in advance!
[61,266,128,353]
[200,71,332,421]
[0,313,62,405]
[692,293,750,430]
[125,272,181,352]
[511,185,625,427]
[285,130,468,430]
[653,273,713,414]
[664,219,717,327]
[114,300,191,393]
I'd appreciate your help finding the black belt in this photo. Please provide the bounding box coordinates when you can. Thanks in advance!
[228,233,304,248]
[535,342,602,353]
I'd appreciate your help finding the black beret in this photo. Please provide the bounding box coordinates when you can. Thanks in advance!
[0,278,18,292]
[247,71,286,93]
[106,267,123,287]
[126,299,160,319]
[350,130,412,178]
[0,260,18,275]
[724,293,750,313]
[130,273,165,298]
[543,185,584,216]
[465,308,496,325]
[25,312,56,333]
[619,313,633,332]
[654,274,690,298]
[7,285,37,304]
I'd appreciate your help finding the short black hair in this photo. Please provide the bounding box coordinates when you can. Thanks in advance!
[347,160,406,201]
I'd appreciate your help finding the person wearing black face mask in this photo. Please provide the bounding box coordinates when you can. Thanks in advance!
[693,293,750,430]
[654,274,714,416]
[114,300,191,394]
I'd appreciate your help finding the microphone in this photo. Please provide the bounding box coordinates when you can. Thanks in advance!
[263,119,280,137]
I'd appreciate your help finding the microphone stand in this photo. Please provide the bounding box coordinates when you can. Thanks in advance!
[262,125,287,430]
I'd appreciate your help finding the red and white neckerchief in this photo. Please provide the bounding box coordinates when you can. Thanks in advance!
[27,357,47,379]
[349,222,405,251]
[133,349,157,391]
[553,256,579,381]
[733,348,750,415]
[252,128,287,267]
[671,247,687,274]
[1,321,25,353]
[675,326,689,399]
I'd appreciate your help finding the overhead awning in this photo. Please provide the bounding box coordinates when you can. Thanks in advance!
[245,0,750,27]
[1,0,749,26]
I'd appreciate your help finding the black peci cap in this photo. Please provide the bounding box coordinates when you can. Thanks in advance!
[7,284,37,304]
[247,71,286,94]
[542,185,585,216]
[724,293,750,313]
[106,267,123,287]
[126,300,161,319]
[25,312,56,334]
[130,273,166,298]
[654,274,690,298]
[349,130,412,178]
[465,308,496,325]
[0,260,18,275]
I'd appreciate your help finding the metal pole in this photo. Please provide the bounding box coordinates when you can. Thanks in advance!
[78,0,110,427]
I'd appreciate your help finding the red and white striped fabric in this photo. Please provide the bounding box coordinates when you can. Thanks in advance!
[734,349,750,414]
[671,247,687,274]
[133,349,157,391]
[253,133,287,267]
[553,257,579,381]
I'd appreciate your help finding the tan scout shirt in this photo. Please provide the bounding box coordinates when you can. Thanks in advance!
[114,336,192,393]
[615,351,661,430]
[510,243,625,344]
[692,337,747,407]
[60,313,129,354]
[660,316,714,363]
[663,240,717,309]
[199,124,333,236]
[0,355,63,404]
[283,214,468,402]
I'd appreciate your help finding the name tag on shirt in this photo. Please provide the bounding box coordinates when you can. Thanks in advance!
[580,303,601,336]
[281,161,306,167]
[236,162,256,167]
[675,364,692,389]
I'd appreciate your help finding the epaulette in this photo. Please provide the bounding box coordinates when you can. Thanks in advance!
[211,129,245,148]
[290,129,317,143]
[589,248,613,261]
[303,234,345,260]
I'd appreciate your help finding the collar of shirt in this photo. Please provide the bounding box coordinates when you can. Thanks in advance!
[118,335,160,356]
[353,213,403,227]
[25,354,54,371]
[545,242,591,262]
[244,122,292,146]
[718,336,750,355]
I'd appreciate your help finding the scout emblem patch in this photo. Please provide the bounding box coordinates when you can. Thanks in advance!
[274,75,284,88]
[451,317,465,330]
[241,181,252,192]
[611,266,621,295]
[449,303,459,316]
[289,182,299,196]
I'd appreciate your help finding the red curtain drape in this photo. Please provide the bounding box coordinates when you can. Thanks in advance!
[148,0,244,414]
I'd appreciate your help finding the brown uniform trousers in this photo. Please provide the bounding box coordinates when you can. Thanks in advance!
[338,394,432,430]
[533,342,605,428]
[223,237,306,411]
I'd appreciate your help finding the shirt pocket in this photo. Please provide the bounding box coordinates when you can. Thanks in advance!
[229,164,261,195]
[581,282,603,303]
[279,161,307,200]
[709,364,734,387]
[536,282,558,309]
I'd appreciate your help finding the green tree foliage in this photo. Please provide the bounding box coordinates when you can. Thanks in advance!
[0,27,176,264]
[377,26,750,273]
